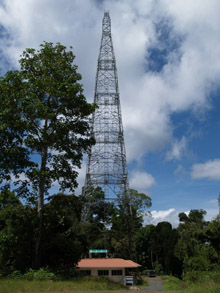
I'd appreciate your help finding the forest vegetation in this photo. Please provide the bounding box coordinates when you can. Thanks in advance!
[0,43,220,292]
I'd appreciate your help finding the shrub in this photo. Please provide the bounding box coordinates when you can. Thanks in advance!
[142,269,149,275]
[24,268,55,281]
[54,267,80,279]
[162,275,182,291]
[23,268,35,280]
[154,262,164,275]
[183,256,210,272]
[9,270,22,279]
[183,270,220,283]
[34,268,55,280]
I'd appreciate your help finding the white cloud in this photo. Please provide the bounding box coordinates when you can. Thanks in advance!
[144,208,180,227]
[151,208,176,219]
[10,172,28,182]
[74,160,87,196]
[113,0,220,161]
[209,198,219,205]
[166,136,187,161]
[174,164,186,176]
[129,170,156,192]
[143,207,219,227]
[1,0,220,186]
[191,159,220,180]
[205,208,219,221]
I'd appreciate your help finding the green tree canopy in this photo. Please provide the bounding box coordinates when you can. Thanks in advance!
[0,42,96,266]
[176,209,210,272]
[205,215,220,263]
[111,189,152,260]
[80,186,114,224]
[0,42,96,198]
[41,193,83,268]
[0,196,37,272]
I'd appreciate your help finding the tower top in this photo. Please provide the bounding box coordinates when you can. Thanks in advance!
[104,11,110,17]
[102,11,111,34]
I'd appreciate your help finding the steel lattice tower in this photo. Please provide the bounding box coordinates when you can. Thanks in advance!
[84,11,129,200]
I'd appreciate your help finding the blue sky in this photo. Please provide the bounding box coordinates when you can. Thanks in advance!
[0,0,220,226]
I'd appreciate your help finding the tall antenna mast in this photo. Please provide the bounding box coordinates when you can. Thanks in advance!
[83,11,129,203]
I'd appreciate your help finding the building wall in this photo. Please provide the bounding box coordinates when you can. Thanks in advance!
[80,267,125,283]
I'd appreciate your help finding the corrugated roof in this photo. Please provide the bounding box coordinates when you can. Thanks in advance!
[77,258,140,268]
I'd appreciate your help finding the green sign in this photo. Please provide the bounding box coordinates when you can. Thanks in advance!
[89,249,107,253]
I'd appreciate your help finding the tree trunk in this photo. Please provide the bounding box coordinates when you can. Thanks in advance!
[35,144,48,268]
[126,202,135,260]
[151,250,154,269]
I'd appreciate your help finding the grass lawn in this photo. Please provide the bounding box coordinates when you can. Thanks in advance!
[162,274,220,293]
[0,277,127,292]
[162,275,183,291]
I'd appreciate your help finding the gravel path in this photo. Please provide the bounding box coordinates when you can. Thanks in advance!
[138,276,179,293]
[141,276,163,291]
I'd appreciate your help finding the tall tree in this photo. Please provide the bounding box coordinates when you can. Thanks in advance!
[41,193,83,269]
[111,189,152,260]
[0,191,37,272]
[205,215,220,264]
[151,222,179,275]
[136,224,156,270]
[175,209,209,272]
[0,42,96,266]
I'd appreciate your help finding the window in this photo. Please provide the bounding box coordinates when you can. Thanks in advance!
[98,270,109,276]
[81,270,91,276]
[112,270,122,276]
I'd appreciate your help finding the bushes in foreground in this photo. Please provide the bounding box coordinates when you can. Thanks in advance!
[0,273,126,292]
[163,271,220,292]
[183,270,220,283]
[4,267,79,281]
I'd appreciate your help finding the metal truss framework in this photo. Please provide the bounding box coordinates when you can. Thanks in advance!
[84,11,129,200]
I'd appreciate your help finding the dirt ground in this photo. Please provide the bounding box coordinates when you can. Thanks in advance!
[142,276,163,290]
[138,276,179,292]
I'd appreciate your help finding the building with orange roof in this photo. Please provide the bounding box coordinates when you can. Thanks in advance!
[77,257,141,283]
